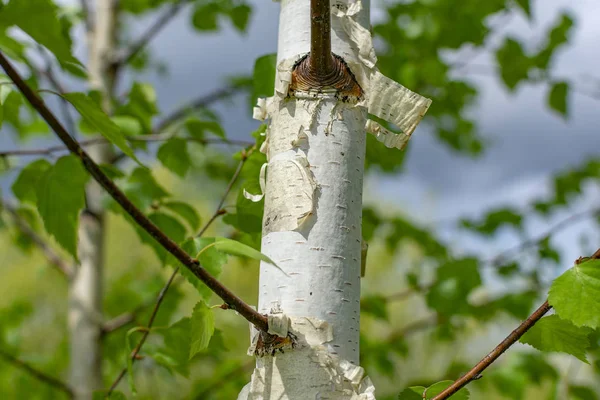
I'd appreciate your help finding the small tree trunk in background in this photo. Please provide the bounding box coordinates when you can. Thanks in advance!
[69,0,116,397]
[241,1,373,398]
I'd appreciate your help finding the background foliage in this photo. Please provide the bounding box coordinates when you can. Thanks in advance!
[0,0,599,399]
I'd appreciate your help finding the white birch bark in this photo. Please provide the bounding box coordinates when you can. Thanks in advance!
[240,1,373,398]
[69,0,116,397]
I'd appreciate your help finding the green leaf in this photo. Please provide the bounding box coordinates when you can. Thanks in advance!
[548,259,600,328]
[118,82,158,132]
[548,81,569,118]
[62,93,140,164]
[252,53,277,107]
[423,381,469,399]
[0,0,80,67]
[192,3,220,31]
[121,167,170,211]
[168,237,227,300]
[495,37,531,91]
[36,155,88,258]
[157,138,191,177]
[154,317,191,377]
[111,116,143,137]
[186,119,226,140]
[135,212,187,263]
[12,159,52,204]
[162,201,201,232]
[361,295,388,321]
[189,301,215,359]
[514,0,531,19]
[398,388,422,400]
[520,315,591,363]
[534,14,575,69]
[211,237,281,271]
[427,258,481,316]
[229,4,252,32]
[569,385,598,400]
[460,207,523,236]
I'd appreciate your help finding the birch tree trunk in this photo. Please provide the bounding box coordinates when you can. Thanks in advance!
[240,0,374,398]
[69,0,116,397]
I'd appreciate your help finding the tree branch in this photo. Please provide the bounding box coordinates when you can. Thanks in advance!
[0,51,268,333]
[432,248,600,400]
[310,0,333,75]
[431,300,552,400]
[113,0,192,67]
[2,201,74,278]
[0,348,74,397]
[106,148,253,393]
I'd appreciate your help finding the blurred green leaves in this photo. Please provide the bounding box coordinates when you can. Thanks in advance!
[36,155,88,258]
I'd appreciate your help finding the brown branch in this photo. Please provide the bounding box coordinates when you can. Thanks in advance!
[431,300,552,400]
[113,0,192,67]
[0,51,268,333]
[2,201,74,278]
[106,147,254,392]
[0,348,74,397]
[310,0,333,75]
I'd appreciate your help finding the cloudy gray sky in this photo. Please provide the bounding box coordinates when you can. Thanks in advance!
[2,0,599,271]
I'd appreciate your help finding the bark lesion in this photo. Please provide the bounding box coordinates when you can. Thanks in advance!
[289,53,363,103]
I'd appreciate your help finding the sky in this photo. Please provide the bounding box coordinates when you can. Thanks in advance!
[2,0,599,276]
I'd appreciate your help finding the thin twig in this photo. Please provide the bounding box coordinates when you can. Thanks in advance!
[388,314,439,342]
[0,348,74,398]
[152,85,248,134]
[106,146,254,393]
[196,147,254,237]
[113,0,192,67]
[101,297,156,334]
[106,267,180,395]
[0,136,251,158]
[431,301,552,400]
[2,201,74,278]
[0,51,268,332]
[488,207,600,266]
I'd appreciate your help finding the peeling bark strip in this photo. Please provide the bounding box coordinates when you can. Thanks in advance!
[241,0,431,398]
